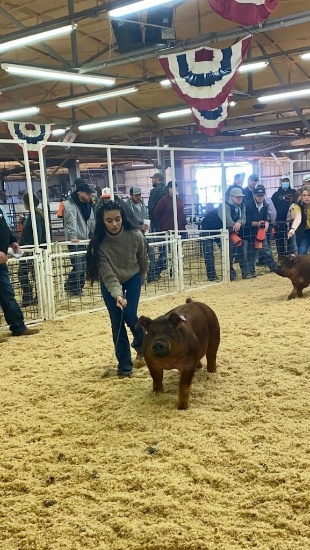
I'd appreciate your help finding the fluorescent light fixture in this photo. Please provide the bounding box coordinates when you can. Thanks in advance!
[300,52,310,60]
[160,79,171,87]
[0,106,39,119]
[158,108,191,119]
[239,61,268,73]
[223,147,245,151]
[78,116,141,131]
[109,0,176,18]
[0,24,76,54]
[279,148,306,153]
[52,128,67,136]
[57,86,137,108]
[240,131,271,137]
[258,88,310,102]
[1,64,115,87]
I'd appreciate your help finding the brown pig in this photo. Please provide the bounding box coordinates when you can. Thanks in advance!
[276,254,310,300]
[139,298,220,410]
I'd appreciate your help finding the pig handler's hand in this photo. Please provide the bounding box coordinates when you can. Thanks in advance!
[116,296,127,310]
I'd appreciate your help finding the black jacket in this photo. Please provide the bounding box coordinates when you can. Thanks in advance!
[20,210,46,246]
[244,198,269,241]
[295,202,308,246]
[271,187,296,222]
[201,202,245,231]
[0,212,16,254]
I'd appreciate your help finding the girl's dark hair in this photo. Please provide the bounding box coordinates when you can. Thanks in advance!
[86,199,135,284]
[23,192,44,219]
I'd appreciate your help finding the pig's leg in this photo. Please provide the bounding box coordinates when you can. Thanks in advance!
[148,364,164,393]
[288,285,298,300]
[178,368,195,410]
[296,282,309,297]
[206,338,219,372]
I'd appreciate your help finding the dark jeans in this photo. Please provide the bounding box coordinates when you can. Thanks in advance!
[202,237,249,281]
[244,239,277,275]
[65,245,86,295]
[100,272,144,375]
[147,237,167,281]
[18,258,36,303]
[0,264,26,335]
[298,229,310,255]
[275,222,289,258]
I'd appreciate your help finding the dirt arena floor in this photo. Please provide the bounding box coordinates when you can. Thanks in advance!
[1,273,310,550]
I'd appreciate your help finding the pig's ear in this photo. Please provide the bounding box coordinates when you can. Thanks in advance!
[138,316,153,332]
[169,312,186,330]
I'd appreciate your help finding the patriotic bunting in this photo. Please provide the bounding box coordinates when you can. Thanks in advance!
[191,98,230,136]
[159,35,251,111]
[6,122,54,159]
[208,0,280,26]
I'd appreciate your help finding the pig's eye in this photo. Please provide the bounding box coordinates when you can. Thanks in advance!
[166,327,173,336]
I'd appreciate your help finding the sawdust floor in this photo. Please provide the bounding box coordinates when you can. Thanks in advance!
[1,274,310,550]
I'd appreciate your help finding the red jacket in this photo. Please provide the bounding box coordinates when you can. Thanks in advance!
[153,194,186,231]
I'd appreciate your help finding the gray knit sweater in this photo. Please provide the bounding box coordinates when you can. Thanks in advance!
[98,228,149,298]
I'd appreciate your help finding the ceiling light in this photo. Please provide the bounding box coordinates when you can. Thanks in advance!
[279,148,306,153]
[160,79,171,87]
[0,106,39,119]
[0,25,76,54]
[158,108,191,119]
[109,0,177,18]
[239,61,268,73]
[52,128,67,136]
[78,116,141,131]
[57,86,138,108]
[229,101,237,107]
[258,88,310,102]
[240,131,271,137]
[300,53,310,60]
[1,64,115,87]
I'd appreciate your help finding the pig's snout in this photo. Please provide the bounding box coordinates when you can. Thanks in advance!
[152,339,170,357]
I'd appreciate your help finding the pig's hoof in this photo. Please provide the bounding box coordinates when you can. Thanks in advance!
[153,387,164,394]
[177,403,188,410]
[196,361,202,370]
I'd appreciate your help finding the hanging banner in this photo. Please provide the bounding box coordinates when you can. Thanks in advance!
[191,98,230,136]
[6,122,54,159]
[208,0,279,26]
[159,35,251,110]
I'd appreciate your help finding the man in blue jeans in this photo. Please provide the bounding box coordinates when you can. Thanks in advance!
[0,212,39,338]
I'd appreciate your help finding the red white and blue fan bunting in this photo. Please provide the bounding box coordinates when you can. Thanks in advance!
[191,98,230,136]
[208,0,279,26]
[159,35,251,111]
[6,122,53,159]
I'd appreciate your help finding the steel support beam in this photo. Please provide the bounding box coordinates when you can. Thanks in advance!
[256,42,310,133]
[80,10,310,72]
[0,7,71,68]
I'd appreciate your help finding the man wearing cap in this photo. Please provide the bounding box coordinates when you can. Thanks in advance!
[63,179,95,296]
[225,173,244,200]
[201,186,250,281]
[271,175,296,257]
[147,173,166,232]
[244,185,277,277]
[127,186,149,232]
[243,174,260,201]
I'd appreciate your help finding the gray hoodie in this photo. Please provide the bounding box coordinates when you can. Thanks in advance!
[63,195,95,241]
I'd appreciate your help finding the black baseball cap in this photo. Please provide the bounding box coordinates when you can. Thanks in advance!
[76,182,93,194]
[150,173,164,181]
[249,174,259,182]
[253,184,266,196]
